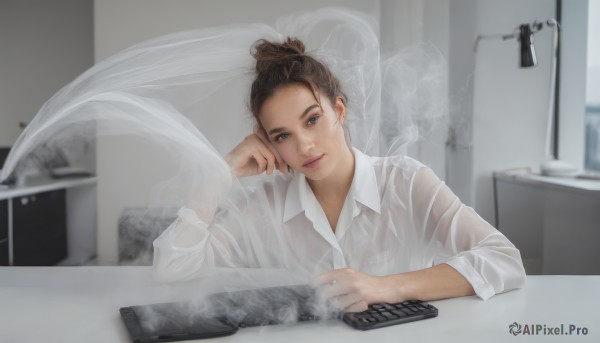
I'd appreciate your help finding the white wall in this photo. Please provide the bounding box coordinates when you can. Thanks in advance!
[93,0,559,264]
[94,0,380,61]
[93,0,381,265]
[446,0,477,204]
[469,0,556,224]
[0,0,570,264]
[446,0,559,224]
[0,0,94,147]
[380,0,450,176]
[93,0,455,265]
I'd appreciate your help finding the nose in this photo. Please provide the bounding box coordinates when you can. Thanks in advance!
[296,132,315,156]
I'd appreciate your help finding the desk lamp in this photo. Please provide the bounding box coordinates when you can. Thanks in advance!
[475,19,578,177]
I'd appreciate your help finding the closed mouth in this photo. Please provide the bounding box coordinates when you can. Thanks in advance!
[303,154,324,167]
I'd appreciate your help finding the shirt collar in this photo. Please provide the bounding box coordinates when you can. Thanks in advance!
[283,170,309,223]
[283,147,381,223]
[350,147,381,214]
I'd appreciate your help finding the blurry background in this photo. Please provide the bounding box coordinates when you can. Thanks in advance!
[0,0,597,274]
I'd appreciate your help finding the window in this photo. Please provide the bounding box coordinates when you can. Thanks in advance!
[585,0,600,172]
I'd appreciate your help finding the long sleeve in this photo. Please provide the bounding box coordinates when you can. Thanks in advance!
[152,207,244,282]
[152,175,291,283]
[409,167,526,300]
[152,195,251,283]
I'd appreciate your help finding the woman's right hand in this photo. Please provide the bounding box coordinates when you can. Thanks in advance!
[224,128,288,177]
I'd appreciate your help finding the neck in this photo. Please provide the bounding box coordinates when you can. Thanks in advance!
[307,146,355,201]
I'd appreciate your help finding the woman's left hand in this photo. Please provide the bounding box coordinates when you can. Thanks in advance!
[310,268,404,312]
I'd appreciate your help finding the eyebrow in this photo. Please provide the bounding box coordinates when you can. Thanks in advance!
[267,104,320,136]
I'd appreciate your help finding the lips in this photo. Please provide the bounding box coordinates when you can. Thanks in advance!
[302,154,324,168]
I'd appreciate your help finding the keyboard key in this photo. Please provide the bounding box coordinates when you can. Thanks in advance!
[391,309,407,317]
[381,312,397,319]
[383,304,396,310]
[373,314,386,322]
[401,308,414,315]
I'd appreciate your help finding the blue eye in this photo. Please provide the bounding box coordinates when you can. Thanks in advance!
[276,133,289,142]
[308,115,320,125]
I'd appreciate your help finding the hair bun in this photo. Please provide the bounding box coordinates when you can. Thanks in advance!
[251,37,306,73]
[249,36,346,122]
[281,37,305,54]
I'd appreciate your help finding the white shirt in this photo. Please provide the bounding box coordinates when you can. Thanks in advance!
[153,148,526,300]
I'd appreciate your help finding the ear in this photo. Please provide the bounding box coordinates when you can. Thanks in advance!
[335,97,346,123]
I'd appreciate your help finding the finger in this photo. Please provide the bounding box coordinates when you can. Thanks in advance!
[344,300,369,313]
[247,134,273,173]
[310,271,336,289]
[329,293,364,311]
[310,268,350,288]
[260,136,284,173]
[255,129,286,173]
[267,149,276,175]
[254,142,275,175]
[319,281,354,300]
[266,154,275,175]
[249,151,267,174]
[274,159,287,174]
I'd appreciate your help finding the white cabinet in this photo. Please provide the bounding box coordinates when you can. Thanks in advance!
[494,171,600,274]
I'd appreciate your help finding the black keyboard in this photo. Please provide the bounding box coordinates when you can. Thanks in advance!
[342,300,438,330]
[120,286,439,342]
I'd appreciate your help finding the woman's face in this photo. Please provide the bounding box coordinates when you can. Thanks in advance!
[259,83,348,181]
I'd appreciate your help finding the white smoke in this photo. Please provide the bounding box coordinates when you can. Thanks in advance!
[0,7,449,331]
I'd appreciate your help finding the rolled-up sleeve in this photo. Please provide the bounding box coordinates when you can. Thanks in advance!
[410,167,526,300]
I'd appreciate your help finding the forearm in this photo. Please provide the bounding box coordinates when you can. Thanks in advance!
[312,264,475,312]
[384,263,475,302]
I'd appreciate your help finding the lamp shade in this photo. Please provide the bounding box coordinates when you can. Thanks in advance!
[519,24,537,67]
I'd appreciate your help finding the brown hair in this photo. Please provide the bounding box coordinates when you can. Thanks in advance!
[249,37,347,126]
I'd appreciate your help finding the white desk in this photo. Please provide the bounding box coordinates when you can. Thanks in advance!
[0,266,598,343]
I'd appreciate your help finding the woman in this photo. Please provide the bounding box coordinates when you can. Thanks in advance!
[153,37,526,312]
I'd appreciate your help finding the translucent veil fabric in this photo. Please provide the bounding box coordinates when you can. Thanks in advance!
[1,7,447,183]
[0,8,453,286]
